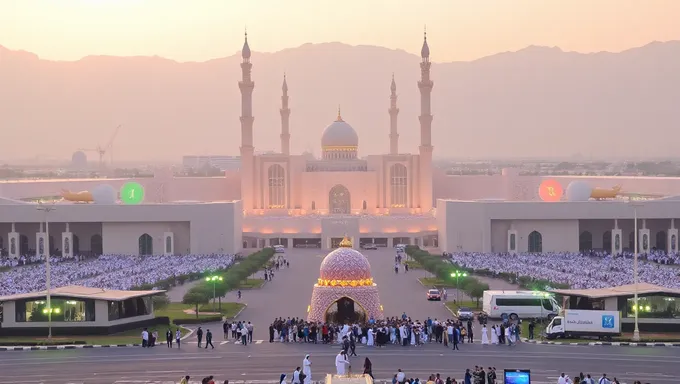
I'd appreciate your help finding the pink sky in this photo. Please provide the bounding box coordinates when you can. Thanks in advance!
[2,0,680,62]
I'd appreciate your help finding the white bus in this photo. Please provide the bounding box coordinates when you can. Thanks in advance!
[273,245,285,253]
[482,291,560,320]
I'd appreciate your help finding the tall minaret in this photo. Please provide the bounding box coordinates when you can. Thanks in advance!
[280,74,291,155]
[418,29,434,213]
[388,74,399,155]
[239,31,256,211]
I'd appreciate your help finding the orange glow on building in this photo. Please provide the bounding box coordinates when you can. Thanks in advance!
[539,179,564,202]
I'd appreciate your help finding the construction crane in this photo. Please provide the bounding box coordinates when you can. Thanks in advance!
[79,125,122,170]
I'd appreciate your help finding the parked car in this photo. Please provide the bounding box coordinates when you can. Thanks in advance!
[457,306,474,320]
[427,289,442,301]
[361,243,378,250]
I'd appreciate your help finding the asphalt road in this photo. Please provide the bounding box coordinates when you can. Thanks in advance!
[2,248,677,384]
[0,341,678,384]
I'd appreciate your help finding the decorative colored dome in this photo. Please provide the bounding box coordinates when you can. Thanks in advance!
[319,247,372,282]
[321,109,359,149]
[338,235,352,248]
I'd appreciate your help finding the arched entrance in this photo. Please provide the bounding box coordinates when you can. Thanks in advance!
[579,231,593,252]
[139,233,153,255]
[325,296,367,324]
[91,234,103,256]
[329,184,351,214]
[602,231,611,253]
[528,231,542,253]
[656,231,667,250]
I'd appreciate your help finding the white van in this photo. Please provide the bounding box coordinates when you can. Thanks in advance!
[482,290,560,320]
[273,245,285,253]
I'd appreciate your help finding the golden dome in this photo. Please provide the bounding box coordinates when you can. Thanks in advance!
[338,236,353,248]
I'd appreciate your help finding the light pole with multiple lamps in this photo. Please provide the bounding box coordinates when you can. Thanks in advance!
[36,201,56,340]
[450,271,468,303]
[629,201,643,342]
[206,275,223,312]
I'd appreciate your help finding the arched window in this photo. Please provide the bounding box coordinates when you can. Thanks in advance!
[628,231,635,251]
[311,201,316,211]
[655,231,667,250]
[139,233,153,255]
[579,231,592,252]
[165,236,172,254]
[528,231,542,253]
[390,163,408,207]
[91,234,103,256]
[362,200,367,210]
[602,231,611,253]
[329,184,351,214]
[268,164,286,209]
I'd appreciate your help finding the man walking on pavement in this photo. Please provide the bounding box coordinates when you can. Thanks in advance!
[205,329,215,349]
[247,321,254,343]
[197,327,203,347]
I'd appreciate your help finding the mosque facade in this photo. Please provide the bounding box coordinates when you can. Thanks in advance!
[238,33,434,217]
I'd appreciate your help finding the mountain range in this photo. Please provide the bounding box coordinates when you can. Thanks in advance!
[1,40,679,162]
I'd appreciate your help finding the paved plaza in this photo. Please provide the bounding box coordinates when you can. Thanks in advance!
[2,247,679,384]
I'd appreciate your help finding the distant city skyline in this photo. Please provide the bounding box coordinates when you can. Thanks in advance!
[2,0,679,62]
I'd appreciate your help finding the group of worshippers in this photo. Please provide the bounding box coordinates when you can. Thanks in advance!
[224,320,254,345]
[0,253,235,296]
[264,255,289,281]
[447,251,680,290]
[268,316,523,349]
[279,355,313,384]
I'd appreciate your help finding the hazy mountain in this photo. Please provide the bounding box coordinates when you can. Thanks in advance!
[1,41,679,162]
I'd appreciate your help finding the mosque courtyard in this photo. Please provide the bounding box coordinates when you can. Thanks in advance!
[1,247,679,384]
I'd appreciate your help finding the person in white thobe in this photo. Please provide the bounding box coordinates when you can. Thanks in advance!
[292,368,301,384]
[303,354,312,384]
[335,351,349,375]
[490,326,499,345]
[481,325,489,345]
[367,329,374,346]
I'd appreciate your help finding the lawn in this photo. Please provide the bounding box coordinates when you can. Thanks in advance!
[155,302,245,322]
[238,278,266,289]
[404,260,423,269]
[419,277,456,288]
[0,327,190,346]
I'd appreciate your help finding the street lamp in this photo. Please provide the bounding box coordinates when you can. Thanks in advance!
[37,201,56,340]
[205,275,223,312]
[450,271,468,303]
[629,201,643,342]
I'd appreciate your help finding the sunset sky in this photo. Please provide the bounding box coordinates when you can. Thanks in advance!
[2,0,680,62]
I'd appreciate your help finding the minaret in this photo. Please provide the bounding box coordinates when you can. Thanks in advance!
[280,73,291,155]
[418,29,434,213]
[239,31,256,211]
[388,74,399,155]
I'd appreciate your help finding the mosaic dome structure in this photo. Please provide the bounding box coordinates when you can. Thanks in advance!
[308,236,384,323]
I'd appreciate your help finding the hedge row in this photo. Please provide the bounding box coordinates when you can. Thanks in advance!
[405,246,569,294]
[182,248,275,308]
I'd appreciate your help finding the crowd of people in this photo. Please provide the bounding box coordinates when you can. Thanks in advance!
[267,315,521,349]
[447,251,680,289]
[0,253,235,296]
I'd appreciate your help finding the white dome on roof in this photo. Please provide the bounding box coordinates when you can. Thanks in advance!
[321,119,358,148]
[566,181,592,202]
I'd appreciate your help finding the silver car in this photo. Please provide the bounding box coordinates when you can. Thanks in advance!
[457,307,473,320]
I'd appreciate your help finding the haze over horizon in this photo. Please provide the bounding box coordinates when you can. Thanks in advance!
[1,1,680,163]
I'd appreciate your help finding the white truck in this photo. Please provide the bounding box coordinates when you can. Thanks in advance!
[545,309,621,340]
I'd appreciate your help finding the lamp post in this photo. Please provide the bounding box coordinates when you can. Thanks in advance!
[206,275,223,312]
[450,271,468,303]
[630,201,643,342]
[37,201,56,340]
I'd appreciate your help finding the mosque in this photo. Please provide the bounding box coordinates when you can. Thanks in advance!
[2,33,680,258]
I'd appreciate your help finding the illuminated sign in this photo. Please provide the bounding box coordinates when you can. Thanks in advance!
[538,179,563,202]
[120,182,145,205]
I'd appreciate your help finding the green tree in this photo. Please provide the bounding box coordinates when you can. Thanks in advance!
[466,281,489,308]
[182,287,211,318]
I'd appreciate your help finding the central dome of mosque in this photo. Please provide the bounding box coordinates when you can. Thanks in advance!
[321,111,359,148]
[318,238,372,282]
